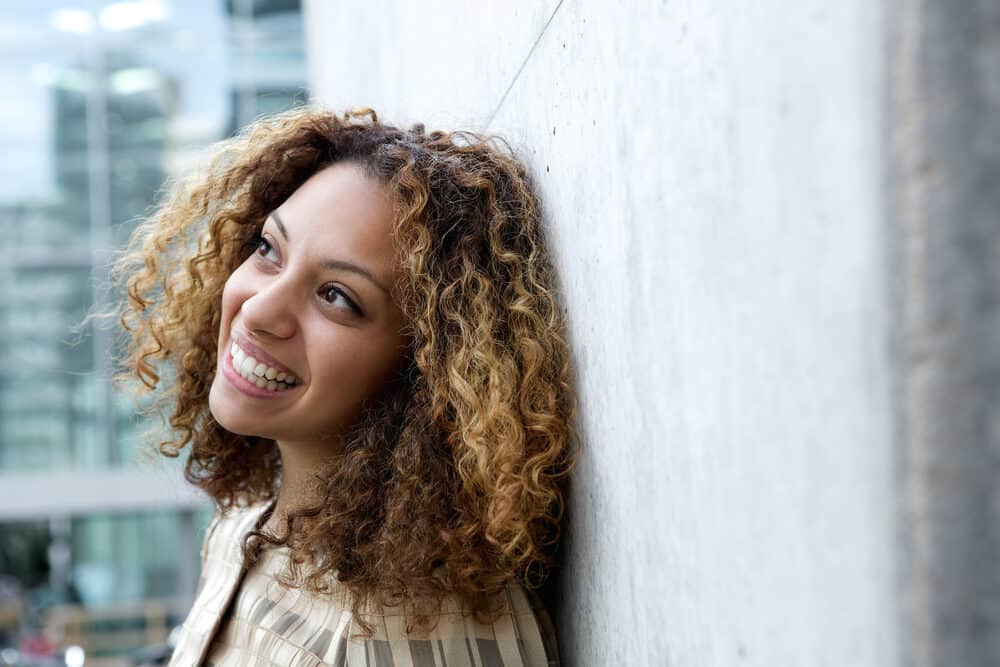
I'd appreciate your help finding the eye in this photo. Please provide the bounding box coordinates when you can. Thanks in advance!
[320,284,363,316]
[254,235,279,262]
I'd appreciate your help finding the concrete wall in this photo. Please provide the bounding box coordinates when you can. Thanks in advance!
[303,2,898,665]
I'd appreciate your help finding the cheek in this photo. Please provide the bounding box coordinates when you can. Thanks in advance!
[353,334,410,389]
[307,331,395,388]
[220,269,251,320]
[220,281,238,319]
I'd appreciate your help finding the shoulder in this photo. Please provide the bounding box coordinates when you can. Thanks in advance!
[199,498,275,562]
[340,580,559,667]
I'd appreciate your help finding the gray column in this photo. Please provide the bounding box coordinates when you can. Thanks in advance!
[889,2,1000,666]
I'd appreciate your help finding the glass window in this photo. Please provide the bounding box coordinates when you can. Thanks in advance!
[0,1,306,660]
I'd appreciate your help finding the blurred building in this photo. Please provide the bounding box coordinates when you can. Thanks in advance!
[0,1,306,663]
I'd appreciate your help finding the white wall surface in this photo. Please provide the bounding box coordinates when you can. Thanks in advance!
[305,2,896,665]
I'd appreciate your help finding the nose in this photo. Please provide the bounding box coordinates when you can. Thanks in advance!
[239,276,298,341]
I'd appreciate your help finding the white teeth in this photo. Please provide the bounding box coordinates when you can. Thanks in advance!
[240,356,256,375]
[229,340,297,390]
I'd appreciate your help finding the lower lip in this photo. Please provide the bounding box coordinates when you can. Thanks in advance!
[221,350,300,399]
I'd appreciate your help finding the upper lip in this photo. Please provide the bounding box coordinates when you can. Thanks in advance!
[229,330,298,379]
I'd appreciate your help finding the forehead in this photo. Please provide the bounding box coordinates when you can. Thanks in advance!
[272,162,398,277]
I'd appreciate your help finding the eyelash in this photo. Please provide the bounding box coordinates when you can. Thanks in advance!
[247,231,364,317]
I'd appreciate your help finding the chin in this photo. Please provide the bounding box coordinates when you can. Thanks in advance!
[208,379,261,437]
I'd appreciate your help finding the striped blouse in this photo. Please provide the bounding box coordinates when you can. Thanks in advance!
[167,498,560,666]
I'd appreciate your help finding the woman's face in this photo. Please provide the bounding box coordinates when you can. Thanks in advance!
[208,161,410,446]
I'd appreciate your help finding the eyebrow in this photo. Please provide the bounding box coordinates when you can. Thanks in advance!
[269,211,391,295]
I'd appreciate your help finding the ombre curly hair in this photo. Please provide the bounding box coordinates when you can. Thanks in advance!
[112,105,579,637]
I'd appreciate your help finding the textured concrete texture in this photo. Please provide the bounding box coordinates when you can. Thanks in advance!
[303,1,994,665]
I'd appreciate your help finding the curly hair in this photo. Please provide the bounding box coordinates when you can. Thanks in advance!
[111,105,579,638]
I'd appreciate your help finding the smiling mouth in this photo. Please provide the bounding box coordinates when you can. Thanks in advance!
[229,340,299,392]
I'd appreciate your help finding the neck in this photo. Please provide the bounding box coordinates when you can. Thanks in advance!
[263,438,341,538]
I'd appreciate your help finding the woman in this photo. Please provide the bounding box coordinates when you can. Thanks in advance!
[113,106,578,666]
